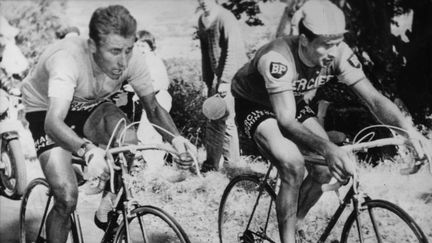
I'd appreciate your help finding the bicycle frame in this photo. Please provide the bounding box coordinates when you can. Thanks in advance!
[243,134,429,243]
[99,143,184,243]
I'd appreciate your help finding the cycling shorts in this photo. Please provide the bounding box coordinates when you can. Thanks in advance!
[26,101,108,156]
[235,97,316,139]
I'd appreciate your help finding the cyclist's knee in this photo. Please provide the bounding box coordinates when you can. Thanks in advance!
[309,166,332,184]
[275,150,305,186]
[278,160,305,186]
[52,184,78,214]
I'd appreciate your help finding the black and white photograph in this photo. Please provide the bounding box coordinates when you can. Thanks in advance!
[1,0,432,242]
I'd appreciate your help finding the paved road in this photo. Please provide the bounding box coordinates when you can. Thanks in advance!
[0,160,104,243]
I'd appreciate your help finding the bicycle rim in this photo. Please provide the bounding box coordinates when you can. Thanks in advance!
[341,199,429,243]
[0,138,27,199]
[19,178,79,243]
[218,175,278,243]
[20,178,52,243]
[114,205,190,243]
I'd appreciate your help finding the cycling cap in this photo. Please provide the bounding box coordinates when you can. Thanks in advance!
[301,0,346,36]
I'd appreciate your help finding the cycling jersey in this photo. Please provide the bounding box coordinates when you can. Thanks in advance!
[232,36,366,107]
[21,36,153,113]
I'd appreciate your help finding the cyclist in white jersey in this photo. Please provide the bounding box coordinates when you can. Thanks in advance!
[232,1,428,242]
[22,5,194,243]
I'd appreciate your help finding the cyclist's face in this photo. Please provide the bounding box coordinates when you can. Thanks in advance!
[303,35,344,67]
[90,33,135,80]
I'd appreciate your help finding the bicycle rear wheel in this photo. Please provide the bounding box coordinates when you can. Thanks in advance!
[341,199,429,243]
[218,175,278,243]
[114,205,190,243]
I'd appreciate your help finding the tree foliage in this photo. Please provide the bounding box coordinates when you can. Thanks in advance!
[2,0,67,66]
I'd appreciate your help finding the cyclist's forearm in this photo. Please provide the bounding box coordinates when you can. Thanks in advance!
[45,117,86,153]
[369,96,415,133]
[146,103,180,142]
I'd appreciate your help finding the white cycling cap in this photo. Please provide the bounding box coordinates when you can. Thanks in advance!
[301,0,346,37]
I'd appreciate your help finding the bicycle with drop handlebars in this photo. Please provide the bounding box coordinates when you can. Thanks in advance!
[19,119,201,243]
[218,125,432,243]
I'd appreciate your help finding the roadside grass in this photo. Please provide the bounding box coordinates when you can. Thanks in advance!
[131,156,432,243]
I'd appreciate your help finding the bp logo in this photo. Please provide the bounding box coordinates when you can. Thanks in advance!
[347,54,361,68]
[269,62,288,78]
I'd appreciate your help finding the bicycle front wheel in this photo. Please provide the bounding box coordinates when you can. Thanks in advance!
[114,205,190,243]
[218,175,278,243]
[341,199,429,243]
[19,178,52,243]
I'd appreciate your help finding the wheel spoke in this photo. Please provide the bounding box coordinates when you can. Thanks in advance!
[219,175,278,243]
[341,200,427,243]
[115,206,189,243]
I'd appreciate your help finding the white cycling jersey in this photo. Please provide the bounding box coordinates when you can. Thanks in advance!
[21,36,154,112]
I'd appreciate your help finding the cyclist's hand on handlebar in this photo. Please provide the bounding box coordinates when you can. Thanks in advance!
[325,145,356,183]
[171,136,197,169]
[407,130,432,162]
[83,146,110,182]
[171,136,197,156]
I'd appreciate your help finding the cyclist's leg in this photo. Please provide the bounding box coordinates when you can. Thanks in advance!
[296,117,332,220]
[39,147,78,243]
[254,118,305,243]
[26,111,78,243]
[235,97,305,243]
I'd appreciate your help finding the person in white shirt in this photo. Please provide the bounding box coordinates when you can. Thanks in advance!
[134,30,172,168]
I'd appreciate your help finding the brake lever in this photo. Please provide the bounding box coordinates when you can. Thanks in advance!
[400,162,423,175]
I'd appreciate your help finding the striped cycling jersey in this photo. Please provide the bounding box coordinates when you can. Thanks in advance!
[21,36,153,112]
[232,36,366,107]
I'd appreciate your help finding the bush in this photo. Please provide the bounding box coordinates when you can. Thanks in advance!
[165,57,207,147]
[2,0,68,66]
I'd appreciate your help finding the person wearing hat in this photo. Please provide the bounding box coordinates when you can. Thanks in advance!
[197,0,248,172]
[231,1,430,242]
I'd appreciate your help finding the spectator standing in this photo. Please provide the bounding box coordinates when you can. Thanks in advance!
[197,0,247,172]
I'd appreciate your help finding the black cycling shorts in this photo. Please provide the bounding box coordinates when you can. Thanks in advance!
[26,101,108,156]
[235,97,316,139]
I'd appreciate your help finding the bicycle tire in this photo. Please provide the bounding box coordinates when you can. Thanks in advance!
[20,178,51,243]
[114,205,191,243]
[218,174,278,243]
[340,199,429,243]
[0,138,27,199]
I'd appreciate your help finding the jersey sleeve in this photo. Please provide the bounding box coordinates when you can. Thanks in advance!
[45,50,79,101]
[336,42,367,86]
[257,51,294,94]
[126,50,154,97]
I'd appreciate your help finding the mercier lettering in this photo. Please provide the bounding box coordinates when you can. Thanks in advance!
[292,75,334,93]
[244,110,274,138]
